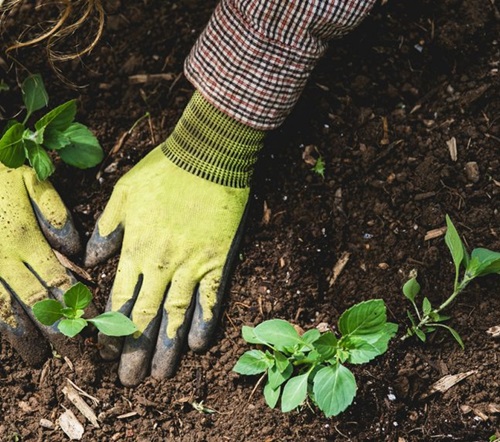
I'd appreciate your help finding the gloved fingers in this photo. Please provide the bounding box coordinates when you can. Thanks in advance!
[98,269,142,361]
[22,167,80,256]
[85,185,127,267]
[1,266,82,360]
[0,283,50,366]
[188,268,226,352]
[23,252,75,300]
[151,275,198,380]
[116,273,170,387]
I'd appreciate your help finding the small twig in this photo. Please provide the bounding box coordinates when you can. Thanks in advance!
[248,372,267,401]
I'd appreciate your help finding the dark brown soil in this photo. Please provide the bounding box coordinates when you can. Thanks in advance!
[1,0,500,441]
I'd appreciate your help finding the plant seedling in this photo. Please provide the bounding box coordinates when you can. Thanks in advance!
[0,74,103,180]
[403,215,500,348]
[233,299,397,417]
[32,282,137,338]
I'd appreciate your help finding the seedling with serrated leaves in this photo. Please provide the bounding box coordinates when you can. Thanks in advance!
[32,282,137,338]
[233,299,397,417]
[0,74,103,180]
[403,215,500,348]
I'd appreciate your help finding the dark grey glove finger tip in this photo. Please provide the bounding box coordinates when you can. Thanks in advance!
[32,203,81,256]
[84,225,124,267]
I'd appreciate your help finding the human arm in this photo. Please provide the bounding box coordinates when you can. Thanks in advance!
[86,0,377,386]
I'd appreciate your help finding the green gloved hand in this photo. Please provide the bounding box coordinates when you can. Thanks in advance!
[85,91,265,386]
[0,164,81,364]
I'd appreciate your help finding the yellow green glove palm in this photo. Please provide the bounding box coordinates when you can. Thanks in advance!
[0,164,81,364]
[85,92,265,386]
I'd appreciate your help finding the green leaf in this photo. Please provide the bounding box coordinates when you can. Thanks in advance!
[340,322,398,364]
[87,311,137,336]
[338,299,387,342]
[406,310,417,327]
[35,100,76,132]
[312,155,325,178]
[313,363,357,417]
[241,325,263,344]
[445,215,465,281]
[469,248,500,276]
[263,381,281,409]
[58,318,87,338]
[254,319,303,349]
[233,350,269,375]
[24,139,55,180]
[61,307,76,318]
[63,282,93,310]
[267,361,293,390]
[301,328,321,345]
[439,324,464,349]
[22,74,49,115]
[422,297,432,315]
[415,328,426,342]
[345,322,398,364]
[274,351,291,373]
[59,123,103,168]
[402,277,420,302]
[281,372,310,413]
[43,128,71,150]
[32,299,64,326]
[314,331,338,359]
[0,122,25,168]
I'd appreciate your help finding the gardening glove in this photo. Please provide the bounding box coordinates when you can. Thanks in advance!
[85,91,265,386]
[0,164,81,365]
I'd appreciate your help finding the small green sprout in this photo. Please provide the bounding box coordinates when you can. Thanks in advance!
[0,74,103,180]
[403,215,500,348]
[233,299,397,417]
[32,282,137,338]
[312,155,325,178]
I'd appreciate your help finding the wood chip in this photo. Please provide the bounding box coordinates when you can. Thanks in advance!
[486,325,500,337]
[128,73,176,84]
[446,137,458,161]
[53,250,93,282]
[423,370,476,398]
[262,200,271,225]
[302,145,319,166]
[62,382,100,428]
[117,411,139,419]
[424,226,447,241]
[380,116,390,145]
[58,409,84,440]
[329,252,351,287]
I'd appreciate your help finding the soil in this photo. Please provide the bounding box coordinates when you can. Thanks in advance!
[1,0,500,441]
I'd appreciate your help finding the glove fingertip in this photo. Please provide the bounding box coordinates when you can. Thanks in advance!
[33,204,81,256]
[98,333,123,360]
[84,225,123,267]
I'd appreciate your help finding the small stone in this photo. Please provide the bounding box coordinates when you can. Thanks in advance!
[465,161,480,183]
[40,418,55,430]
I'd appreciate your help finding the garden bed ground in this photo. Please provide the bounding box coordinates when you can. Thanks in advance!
[1,0,500,440]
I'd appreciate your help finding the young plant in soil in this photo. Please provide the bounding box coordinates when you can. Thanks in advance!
[33,282,137,338]
[233,299,397,417]
[0,74,103,180]
[403,215,500,348]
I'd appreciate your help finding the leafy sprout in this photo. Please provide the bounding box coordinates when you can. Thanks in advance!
[403,215,500,348]
[0,74,103,180]
[33,282,137,338]
[233,299,397,417]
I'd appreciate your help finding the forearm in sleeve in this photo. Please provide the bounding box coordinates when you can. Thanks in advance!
[184,0,377,130]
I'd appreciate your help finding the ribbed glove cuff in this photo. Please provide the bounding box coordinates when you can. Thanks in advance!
[161,91,265,188]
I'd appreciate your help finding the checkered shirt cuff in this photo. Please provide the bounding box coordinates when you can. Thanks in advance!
[185,0,377,130]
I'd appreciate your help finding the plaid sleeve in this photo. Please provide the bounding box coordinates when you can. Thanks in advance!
[184,0,377,130]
